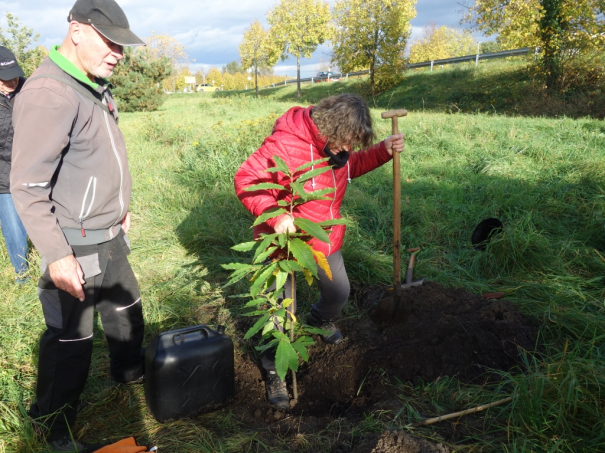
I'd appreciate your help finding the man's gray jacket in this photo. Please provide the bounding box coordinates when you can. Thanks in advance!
[11,49,131,266]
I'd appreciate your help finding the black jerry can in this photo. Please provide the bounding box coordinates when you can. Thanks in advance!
[144,325,235,422]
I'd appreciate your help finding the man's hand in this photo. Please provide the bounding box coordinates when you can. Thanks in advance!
[274,214,296,234]
[385,133,405,156]
[120,211,131,234]
[49,255,86,301]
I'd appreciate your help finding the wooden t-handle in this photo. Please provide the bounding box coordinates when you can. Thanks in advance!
[381,109,407,136]
[381,109,408,119]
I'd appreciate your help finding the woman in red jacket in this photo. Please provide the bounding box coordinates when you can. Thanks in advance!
[234,93,404,409]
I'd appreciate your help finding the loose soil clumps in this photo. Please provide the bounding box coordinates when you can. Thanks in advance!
[351,430,450,453]
[232,281,537,430]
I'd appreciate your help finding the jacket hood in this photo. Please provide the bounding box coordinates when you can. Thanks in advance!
[271,106,328,153]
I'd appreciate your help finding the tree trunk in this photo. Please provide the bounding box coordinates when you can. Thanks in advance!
[370,31,379,97]
[540,0,564,92]
[255,63,259,98]
[297,53,301,98]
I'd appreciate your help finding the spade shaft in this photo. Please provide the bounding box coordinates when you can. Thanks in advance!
[381,109,408,308]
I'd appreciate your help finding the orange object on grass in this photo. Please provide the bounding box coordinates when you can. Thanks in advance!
[93,437,148,453]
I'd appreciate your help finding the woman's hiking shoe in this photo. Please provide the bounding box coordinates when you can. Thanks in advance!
[124,374,145,385]
[306,313,343,345]
[266,371,289,410]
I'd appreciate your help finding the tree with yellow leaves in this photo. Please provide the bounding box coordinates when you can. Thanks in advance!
[173,67,192,92]
[233,72,247,90]
[464,0,605,91]
[145,32,190,92]
[222,72,235,90]
[408,24,476,64]
[207,67,224,89]
[239,20,280,97]
[267,0,331,98]
[332,0,417,95]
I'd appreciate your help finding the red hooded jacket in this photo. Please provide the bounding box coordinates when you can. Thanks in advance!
[234,106,392,257]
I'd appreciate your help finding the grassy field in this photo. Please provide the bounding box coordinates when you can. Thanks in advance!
[220,57,605,119]
[1,79,605,452]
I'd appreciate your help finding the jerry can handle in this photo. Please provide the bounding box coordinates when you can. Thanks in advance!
[172,325,220,345]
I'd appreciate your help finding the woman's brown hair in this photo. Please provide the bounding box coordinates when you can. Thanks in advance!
[312,93,375,150]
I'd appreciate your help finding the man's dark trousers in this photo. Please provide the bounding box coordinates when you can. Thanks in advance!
[30,231,144,441]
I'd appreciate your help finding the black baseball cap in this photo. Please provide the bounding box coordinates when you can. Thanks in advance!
[68,0,145,47]
[0,47,24,81]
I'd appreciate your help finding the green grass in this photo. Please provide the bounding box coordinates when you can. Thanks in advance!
[219,57,605,119]
[1,88,605,452]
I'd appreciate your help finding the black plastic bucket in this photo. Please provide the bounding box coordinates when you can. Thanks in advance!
[471,218,503,251]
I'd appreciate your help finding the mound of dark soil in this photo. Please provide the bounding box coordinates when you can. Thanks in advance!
[351,430,450,453]
[231,281,537,433]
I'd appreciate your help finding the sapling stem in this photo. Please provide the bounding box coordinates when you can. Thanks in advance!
[290,271,298,401]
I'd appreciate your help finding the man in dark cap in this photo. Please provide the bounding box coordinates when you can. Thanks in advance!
[10,1,145,450]
[0,46,28,282]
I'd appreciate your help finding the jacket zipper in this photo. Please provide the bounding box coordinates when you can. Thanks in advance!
[328,169,337,255]
[103,108,124,237]
[79,176,97,237]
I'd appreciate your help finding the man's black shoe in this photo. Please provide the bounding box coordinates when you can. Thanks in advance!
[306,313,343,345]
[265,371,289,410]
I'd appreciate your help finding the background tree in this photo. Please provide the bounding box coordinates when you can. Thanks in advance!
[233,72,247,89]
[267,0,332,98]
[222,72,235,90]
[207,67,224,88]
[173,67,192,92]
[480,40,502,54]
[332,0,417,95]
[239,20,280,97]
[145,32,190,92]
[408,24,476,63]
[111,47,172,112]
[464,0,605,91]
[222,61,243,74]
[258,65,275,77]
[0,13,47,76]
[194,69,206,85]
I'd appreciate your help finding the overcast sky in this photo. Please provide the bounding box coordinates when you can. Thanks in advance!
[0,0,485,76]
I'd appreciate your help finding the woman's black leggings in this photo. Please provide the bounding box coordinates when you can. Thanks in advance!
[261,250,350,371]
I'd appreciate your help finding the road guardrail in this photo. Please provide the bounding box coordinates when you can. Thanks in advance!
[261,47,537,89]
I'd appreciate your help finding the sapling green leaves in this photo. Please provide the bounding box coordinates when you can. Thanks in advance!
[295,157,330,172]
[272,155,290,174]
[318,218,349,227]
[253,208,287,227]
[226,155,340,380]
[244,182,286,191]
[253,246,278,264]
[289,238,318,277]
[294,218,331,243]
[250,262,278,296]
[296,166,333,183]
[231,241,257,252]
[245,313,271,339]
[244,297,268,308]
[253,234,279,261]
